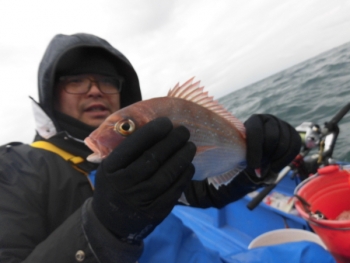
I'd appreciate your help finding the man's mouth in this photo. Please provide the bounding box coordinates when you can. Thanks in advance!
[85,105,108,112]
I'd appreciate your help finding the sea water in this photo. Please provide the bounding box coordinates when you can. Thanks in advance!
[219,41,350,163]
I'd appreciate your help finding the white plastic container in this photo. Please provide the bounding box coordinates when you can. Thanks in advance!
[248,228,327,250]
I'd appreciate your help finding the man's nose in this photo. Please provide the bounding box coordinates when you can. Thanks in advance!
[87,82,103,96]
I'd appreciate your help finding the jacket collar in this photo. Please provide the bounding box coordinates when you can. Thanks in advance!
[31,97,57,140]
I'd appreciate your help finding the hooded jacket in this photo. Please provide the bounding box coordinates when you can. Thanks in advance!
[0,33,259,263]
[0,33,143,263]
[34,33,141,156]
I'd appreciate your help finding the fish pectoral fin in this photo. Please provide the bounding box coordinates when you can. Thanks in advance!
[196,145,218,155]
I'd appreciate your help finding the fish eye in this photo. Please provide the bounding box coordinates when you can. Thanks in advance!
[114,119,136,136]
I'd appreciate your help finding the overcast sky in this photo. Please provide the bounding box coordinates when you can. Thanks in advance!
[1,0,350,145]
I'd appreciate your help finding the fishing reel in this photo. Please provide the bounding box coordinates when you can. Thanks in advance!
[296,122,322,150]
[295,119,341,178]
[247,103,350,210]
[294,122,323,178]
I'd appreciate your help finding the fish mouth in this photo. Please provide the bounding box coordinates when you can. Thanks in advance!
[84,137,103,163]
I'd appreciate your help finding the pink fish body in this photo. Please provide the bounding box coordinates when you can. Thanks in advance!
[85,78,246,188]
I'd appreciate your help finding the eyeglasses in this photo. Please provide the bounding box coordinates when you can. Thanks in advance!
[58,74,123,94]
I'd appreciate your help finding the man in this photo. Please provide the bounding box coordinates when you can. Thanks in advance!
[0,33,302,263]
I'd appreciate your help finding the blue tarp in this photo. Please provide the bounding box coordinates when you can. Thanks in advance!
[140,213,336,263]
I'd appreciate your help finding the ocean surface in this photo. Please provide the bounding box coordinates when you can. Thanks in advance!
[219,41,350,163]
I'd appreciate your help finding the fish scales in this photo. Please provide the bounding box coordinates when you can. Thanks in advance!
[85,78,247,189]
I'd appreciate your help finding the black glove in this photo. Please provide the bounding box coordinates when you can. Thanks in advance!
[92,117,196,243]
[244,114,301,184]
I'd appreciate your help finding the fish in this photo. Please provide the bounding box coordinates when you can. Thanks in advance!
[84,78,246,189]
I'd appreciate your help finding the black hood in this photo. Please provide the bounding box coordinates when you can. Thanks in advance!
[38,33,142,128]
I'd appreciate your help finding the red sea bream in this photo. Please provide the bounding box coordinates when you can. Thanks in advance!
[85,78,246,189]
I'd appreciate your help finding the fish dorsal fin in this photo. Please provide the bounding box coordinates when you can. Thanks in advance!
[167,77,246,136]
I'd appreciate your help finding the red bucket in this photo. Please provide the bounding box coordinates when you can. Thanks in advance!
[295,165,350,263]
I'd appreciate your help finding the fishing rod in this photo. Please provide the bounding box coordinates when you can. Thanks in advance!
[247,102,350,211]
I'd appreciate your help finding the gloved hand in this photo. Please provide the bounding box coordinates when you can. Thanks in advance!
[244,114,301,184]
[92,117,196,243]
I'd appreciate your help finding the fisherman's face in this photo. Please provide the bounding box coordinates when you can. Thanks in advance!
[54,74,121,127]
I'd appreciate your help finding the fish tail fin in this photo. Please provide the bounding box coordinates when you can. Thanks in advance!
[207,163,246,190]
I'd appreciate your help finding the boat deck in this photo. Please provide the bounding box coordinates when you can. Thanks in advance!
[172,173,310,258]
